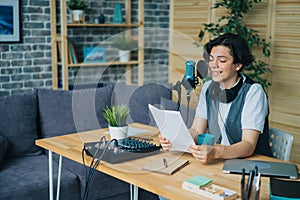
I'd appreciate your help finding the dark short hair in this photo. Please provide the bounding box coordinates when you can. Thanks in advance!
[204,33,255,70]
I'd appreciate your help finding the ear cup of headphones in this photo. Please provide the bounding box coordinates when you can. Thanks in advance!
[208,78,243,103]
[218,89,236,103]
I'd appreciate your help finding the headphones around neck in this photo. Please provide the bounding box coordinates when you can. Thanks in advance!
[208,77,243,103]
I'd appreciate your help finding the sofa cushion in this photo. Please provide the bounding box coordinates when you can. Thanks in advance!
[37,85,114,138]
[0,92,43,158]
[0,134,9,167]
[160,97,196,128]
[0,155,80,200]
[129,83,172,126]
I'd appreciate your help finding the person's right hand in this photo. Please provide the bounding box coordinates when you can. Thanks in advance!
[158,134,171,150]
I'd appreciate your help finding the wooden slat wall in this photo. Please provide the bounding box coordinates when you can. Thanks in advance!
[269,0,300,162]
[169,0,300,163]
[169,0,212,107]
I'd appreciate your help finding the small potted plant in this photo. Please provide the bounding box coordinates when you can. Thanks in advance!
[103,104,131,139]
[67,0,88,23]
[112,34,138,62]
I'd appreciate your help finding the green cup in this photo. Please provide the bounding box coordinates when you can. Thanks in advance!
[197,134,215,146]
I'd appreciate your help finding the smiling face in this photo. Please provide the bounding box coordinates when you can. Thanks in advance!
[209,45,242,89]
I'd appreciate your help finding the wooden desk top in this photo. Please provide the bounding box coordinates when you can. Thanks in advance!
[36,123,299,200]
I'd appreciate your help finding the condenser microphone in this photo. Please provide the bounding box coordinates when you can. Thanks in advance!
[196,60,208,79]
[182,60,196,93]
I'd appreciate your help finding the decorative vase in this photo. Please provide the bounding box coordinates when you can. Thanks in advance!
[99,14,105,24]
[118,50,130,62]
[109,125,128,140]
[113,3,122,23]
[71,10,85,23]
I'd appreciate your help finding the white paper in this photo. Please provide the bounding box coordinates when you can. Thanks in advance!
[148,104,195,152]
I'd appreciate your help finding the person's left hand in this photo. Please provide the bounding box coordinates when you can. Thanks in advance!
[189,144,215,163]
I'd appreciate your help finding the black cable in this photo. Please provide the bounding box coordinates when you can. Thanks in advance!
[81,137,118,200]
[82,136,107,198]
[217,105,231,144]
[83,140,115,200]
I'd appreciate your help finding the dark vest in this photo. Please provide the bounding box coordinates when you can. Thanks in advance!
[205,77,272,156]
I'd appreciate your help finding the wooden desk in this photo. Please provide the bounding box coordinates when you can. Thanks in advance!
[36,123,298,200]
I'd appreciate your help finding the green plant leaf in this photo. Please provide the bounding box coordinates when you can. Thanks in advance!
[102,104,131,127]
[197,0,272,88]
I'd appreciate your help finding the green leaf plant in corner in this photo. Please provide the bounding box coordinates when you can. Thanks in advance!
[197,0,272,88]
[103,104,131,127]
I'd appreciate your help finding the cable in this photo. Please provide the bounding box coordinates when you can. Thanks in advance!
[81,137,118,200]
[217,105,228,144]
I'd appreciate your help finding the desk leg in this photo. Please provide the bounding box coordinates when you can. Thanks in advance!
[48,151,63,200]
[49,151,53,200]
[56,155,62,200]
[130,184,139,200]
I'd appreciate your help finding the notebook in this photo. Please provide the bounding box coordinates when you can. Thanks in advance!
[222,159,299,179]
[142,157,189,175]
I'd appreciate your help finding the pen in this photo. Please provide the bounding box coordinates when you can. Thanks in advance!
[241,168,246,200]
[254,165,258,176]
[163,158,168,168]
[251,173,261,200]
[246,170,254,199]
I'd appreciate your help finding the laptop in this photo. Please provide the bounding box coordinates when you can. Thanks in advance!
[222,159,299,179]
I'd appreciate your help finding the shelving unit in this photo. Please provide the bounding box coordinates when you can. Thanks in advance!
[50,0,144,90]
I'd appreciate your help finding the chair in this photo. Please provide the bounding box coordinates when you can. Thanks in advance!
[269,127,294,162]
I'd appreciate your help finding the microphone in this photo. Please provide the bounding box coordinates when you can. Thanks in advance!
[196,60,208,79]
[182,60,208,93]
[182,60,196,94]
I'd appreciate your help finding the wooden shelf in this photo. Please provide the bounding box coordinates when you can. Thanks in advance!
[57,61,139,67]
[50,0,145,90]
[67,23,140,27]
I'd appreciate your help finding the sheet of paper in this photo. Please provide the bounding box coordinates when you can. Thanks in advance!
[148,104,195,152]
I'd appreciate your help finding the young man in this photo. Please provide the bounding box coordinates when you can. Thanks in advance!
[159,33,272,163]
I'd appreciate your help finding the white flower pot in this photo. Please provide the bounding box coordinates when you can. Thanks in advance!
[71,10,85,23]
[108,126,128,140]
[118,50,130,62]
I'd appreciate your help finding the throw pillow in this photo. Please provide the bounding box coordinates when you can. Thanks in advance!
[0,92,43,158]
[37,85,114,138]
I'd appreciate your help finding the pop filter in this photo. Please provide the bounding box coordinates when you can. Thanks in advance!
[196,60,208,79]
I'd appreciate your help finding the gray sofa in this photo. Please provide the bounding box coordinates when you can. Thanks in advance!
[0,83,173,200]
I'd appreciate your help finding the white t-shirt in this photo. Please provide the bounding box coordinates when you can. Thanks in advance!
[195,75,269,145]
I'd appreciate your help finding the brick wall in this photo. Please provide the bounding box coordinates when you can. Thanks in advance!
[0,0,169,96]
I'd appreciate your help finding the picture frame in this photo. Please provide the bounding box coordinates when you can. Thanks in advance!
[0,0,21,43]
[83,47,106,63]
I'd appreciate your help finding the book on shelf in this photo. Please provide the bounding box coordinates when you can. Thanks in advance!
[68,40,78,64]
[56,39,78,64]
[182,175,238,200]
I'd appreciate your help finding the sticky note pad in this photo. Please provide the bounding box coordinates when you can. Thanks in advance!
[185,175,212,187]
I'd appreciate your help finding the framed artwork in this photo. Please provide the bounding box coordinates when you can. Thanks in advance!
[83,47,106,63]
[0,0,21,43]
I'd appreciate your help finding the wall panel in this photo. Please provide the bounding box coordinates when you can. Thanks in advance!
[169,0,300,162]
